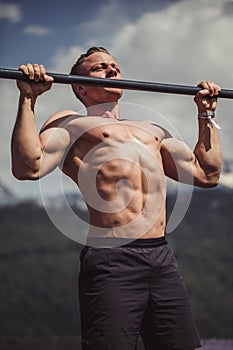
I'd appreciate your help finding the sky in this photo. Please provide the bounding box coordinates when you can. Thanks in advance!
[0,0,233,199]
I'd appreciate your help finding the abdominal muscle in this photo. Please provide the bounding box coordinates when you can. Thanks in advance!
[74,136,167,239]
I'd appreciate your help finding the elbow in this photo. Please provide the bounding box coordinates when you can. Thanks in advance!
[207,174,221,188]
[195,171,221,188]
[203,179,220,188]
[206,167,222,187]
[12,169,25,180]
[12,166,40,181]
[13,173,40,181]
[11,155,42,181]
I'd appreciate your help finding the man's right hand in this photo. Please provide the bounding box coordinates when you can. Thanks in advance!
[17,63,54,98]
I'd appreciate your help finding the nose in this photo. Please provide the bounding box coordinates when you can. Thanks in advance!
[106,65,117,78]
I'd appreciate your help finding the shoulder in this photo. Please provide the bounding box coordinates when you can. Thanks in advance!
[40,109,79,133]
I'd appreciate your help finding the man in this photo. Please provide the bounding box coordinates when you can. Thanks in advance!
[11,47,222,350]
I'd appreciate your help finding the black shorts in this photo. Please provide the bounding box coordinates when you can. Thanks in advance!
[79,237,201,350]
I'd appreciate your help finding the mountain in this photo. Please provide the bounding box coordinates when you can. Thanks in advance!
[220,159,233,188]
[0,181,17,206]
[0,182,232,341]
[0,158,233,207]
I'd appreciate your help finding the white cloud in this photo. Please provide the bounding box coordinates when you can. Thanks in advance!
[50,45,84,73]
[76,0,129,46]
[0,2,22,22]
[23,25,53,36]
[50,0,233,156]
[109,0,233,153]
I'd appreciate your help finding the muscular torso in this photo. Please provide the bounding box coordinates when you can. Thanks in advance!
[62,116,167,239]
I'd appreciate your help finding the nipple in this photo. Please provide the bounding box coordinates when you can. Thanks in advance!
[103,130,110,138]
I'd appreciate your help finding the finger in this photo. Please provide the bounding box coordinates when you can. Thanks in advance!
[195,88,210,99]
[32,64,41,82]
[44,73,54,83]
[38,64,46,80]
[18,64,28,75]
[25,63,36,80]
[197,81,209,89]
[198,81,221,97]
[206,81,220,97]
[38,64,54,82]
[213,83,221,96]
[197,81,213,96]
[208,83,221,97]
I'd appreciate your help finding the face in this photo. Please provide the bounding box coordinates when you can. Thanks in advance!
[76,52,123,106]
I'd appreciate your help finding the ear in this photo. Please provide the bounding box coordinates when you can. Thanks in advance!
[74,84,86,96]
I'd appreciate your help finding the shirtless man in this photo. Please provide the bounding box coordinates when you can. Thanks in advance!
[11,47,222,350]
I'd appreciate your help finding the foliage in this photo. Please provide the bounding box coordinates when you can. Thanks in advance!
[0,186,232,343]
[166,186,233,338]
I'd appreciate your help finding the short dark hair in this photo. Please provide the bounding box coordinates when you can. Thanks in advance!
[70,46,111,104]
[70,46,110,76]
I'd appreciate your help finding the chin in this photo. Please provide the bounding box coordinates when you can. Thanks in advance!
[105,88,123,99]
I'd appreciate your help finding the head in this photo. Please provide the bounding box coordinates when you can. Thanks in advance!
[70,47,123,106]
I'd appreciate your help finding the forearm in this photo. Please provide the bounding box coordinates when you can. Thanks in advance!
[194,117,222,186]
[11,94,42,179]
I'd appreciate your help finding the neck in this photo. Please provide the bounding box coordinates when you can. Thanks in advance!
[86,102,120,119]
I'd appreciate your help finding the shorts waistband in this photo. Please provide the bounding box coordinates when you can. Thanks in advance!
[85,236,167,248]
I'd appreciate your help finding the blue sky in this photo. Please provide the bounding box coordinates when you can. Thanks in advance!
[0,0,179,68]
[0,0,99,67]
[0,0,233,199]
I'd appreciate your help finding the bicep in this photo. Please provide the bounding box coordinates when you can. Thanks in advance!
[161,138,201,185]
[39,126,71,177]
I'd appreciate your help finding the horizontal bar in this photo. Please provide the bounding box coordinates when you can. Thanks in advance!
[0,67,233,99]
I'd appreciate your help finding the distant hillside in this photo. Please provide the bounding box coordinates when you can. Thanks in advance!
[1,158,233,206]
[0,185,232,345]
[0,181,17,206]
[166,185,233,338]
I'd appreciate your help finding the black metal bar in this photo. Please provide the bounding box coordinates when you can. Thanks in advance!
[0,67,233,99]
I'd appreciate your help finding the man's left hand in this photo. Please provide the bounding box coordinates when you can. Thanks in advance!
[194,81,221,113]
